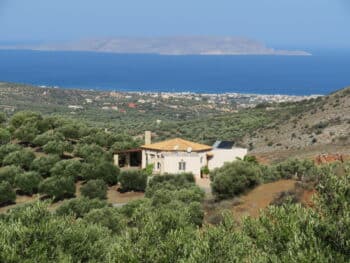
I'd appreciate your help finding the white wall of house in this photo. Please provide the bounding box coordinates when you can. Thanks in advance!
[208,147,248,170]
[142,150,207,178]
[163,153,202,178]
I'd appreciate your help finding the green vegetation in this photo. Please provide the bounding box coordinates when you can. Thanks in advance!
[0,84,349,261]
[0,161,349,261]
[0,165,23,186]
[211,158,321,200]
[80,179,108,199]
[0,181,16,205]
[119,170,148,192]
[38,176,76,201]
[210,161,261,200]
[3,149,35,170]
[14,171,42,195]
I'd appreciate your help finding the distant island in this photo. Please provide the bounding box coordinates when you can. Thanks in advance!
[0,36,311,56]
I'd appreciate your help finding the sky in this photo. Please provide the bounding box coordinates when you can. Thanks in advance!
[0,0,349,48]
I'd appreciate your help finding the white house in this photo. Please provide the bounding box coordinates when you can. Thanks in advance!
[115,132,247,179]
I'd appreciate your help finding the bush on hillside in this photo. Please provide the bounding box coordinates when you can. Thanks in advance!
[15,172,43,195]
[74,143,110,162]
[0,165,23,186]
[50,159,83,181]
[3,149,35,170]
[119,170,148,192]
[211,161,261,200]
[0,128,11,145]
[9,111,42,130]
[80,179,108,200]
[81,161,119,185]
[0,181,16,205]
[83,207,124,233]
[13,122,40,143]
[30,155,60,178]
[0,112,6,124]
[146,173,195,197]
[0,144,22,163]
[150,186,205,206]
[43,140,73,156]
[57,123,89,140]
[275,159,319,180]
[32,131,65,147]
[56,197,109,218]
[38,176,75,201]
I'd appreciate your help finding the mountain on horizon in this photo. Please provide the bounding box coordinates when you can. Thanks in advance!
[0,36,311,56]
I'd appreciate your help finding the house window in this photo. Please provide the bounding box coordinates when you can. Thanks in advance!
[178,161,186,171]
[157,162,161,170]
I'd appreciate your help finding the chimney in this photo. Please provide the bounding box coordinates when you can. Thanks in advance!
[145,131,151,145]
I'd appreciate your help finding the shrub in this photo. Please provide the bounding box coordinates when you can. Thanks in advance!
[3,149,35,170]
[201,166,210,175]
[56,197,108,218]
[43,140,73,156]
[144,163,154,176]
[81,161,119,185]
[150,186,205,206]
[275,159,318,180]
[0,144,22,163]
[32,131,65,147]
[9,111,42,129]
[0,128,11,145]
[211,161,261,200]
[13,122,39,143]
[146,173,196,197]
[50,159,83,181]
[187,202,204,227]
[81,179,107,200]
[74,144,109,162]
[119,170,148,192]
[0,165,23,185]
[0,181,16,205]
[30,155,60,178]
[15,172,43,195]
[38,176,76,201]
[84,207,124,233]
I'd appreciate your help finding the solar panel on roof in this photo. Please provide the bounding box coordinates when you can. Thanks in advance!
[217,141,235,149]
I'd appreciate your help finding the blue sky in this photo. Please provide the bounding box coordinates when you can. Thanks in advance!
[0,0,349,48]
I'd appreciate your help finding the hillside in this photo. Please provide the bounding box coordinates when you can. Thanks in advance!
[1,82,350,161]
[245,87,350,161]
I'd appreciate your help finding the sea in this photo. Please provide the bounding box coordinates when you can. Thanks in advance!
[0,49,349,95]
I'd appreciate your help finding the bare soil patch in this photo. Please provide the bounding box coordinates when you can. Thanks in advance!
[232,180,296,219]
[204,180,296,224]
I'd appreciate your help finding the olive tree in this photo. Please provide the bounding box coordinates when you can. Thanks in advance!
[43,140,73,156]
[211,161,261,200]
[15,172,43,195]
[3,149,36,170]
[80,179,108,200]
[0,165,23,185]
[0,128,11,145]
[0,181,16,205]
[81,161,119,185]
[30,155,60,178]
[38,176,76,201]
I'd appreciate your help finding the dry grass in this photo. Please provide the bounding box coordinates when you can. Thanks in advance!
[204,180,296,224]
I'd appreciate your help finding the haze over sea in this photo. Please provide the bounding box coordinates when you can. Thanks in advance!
[0,49,349,95]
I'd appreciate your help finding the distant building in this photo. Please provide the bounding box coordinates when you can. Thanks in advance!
[68,105,84,110]
[114,132,247,178]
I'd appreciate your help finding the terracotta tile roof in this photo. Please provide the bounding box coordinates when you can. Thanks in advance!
[141,138,212,152]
